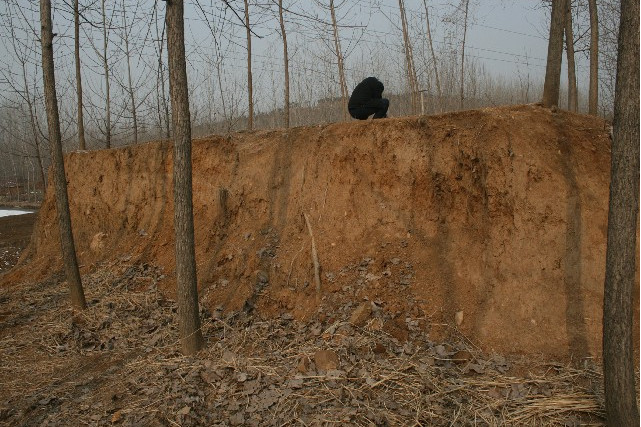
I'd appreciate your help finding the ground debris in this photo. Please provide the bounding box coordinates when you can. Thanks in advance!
[0,261,608,426]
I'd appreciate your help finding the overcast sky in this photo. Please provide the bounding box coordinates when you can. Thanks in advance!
[0,0,590,119]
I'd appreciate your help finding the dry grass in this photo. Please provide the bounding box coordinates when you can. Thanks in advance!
[0,259,608,426]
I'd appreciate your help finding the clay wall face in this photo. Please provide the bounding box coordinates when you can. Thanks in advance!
[21,105,638,358]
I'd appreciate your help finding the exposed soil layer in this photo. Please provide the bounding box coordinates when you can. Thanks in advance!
[4,104,639,359]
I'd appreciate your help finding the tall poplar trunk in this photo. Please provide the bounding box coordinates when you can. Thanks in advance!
[602,0,640,424]
[121,0,138,144]
[101,0,111,148]
[423,0,442,112]
[542,0,566,107]
[21,61,46,191]
[244,0,254,130]
[74,0,86,150]
[165,0,204,356]
[40,0,87,310]
[459,0,469,110]
[564,1,578,112]
[154,7,170,139]
[588,0,599,115]
[398,0,419,114]
[278,0,290,128]
[329,0,348,121]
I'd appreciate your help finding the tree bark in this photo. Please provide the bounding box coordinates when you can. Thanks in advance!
[121,0,138,145]
[278,0,290,128]
[602,0,640,424]
[422,0,442,112]
[329,0,348,121]
[542,0,566,107]
[74,0,86,150]
[459,0,469,110]
[399,0,419,114]
[166,0,204,356]
[7,7,47,189]
[20,58,47,191]
[101,0,111,148]
[588,0,599,115]
[154,8,170,139]
[564,1,578,112]
[40,0,87,310]
[244,0,254,130]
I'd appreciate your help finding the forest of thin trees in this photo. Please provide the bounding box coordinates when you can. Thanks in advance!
[0,0,623,203]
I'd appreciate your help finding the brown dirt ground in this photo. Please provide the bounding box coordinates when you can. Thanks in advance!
[0,104,639,425]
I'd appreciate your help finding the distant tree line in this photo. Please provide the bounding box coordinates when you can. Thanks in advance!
[0,0,623,200]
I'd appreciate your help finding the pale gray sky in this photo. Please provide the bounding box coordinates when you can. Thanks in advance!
[0,1,591,122]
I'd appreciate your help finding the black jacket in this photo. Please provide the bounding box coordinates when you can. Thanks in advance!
[348,77,384,109]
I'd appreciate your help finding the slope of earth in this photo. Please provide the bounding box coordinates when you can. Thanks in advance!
[3,104,639,360]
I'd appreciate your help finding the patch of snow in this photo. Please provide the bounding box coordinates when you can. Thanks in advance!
[0,209,33,218]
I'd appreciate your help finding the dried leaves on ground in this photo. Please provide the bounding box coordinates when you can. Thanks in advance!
[0,260,606,426]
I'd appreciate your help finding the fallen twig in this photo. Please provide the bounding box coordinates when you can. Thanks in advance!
[303,212,321,294]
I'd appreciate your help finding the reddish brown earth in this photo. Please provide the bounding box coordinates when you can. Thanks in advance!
[4,104,639,360]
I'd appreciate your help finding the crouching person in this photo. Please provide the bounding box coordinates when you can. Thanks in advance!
[348,77,389,120]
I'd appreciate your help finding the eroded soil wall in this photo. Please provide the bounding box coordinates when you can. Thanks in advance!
[10,105,639,358]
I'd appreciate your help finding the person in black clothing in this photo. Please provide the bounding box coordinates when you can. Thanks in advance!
[348,77,389,120]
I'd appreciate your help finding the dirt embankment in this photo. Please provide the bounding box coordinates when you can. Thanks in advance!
[5,104,638,359]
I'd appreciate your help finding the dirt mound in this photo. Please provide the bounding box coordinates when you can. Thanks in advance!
[5,104,638,358]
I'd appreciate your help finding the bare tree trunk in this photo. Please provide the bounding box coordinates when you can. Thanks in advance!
[20,58,46,192]
[74,0,86,150]
[398,0,419,114]
[244,0,254,130]
[6,5,47,190]
[542,0,566,107]
[422,0,442,112]
[278,0,290,128]
[121,0,138,144]
[588,0,599,115]
[603,0,640,424]
[329,0,348,121]
[101,0,111,148]
[154,6,170,139]
[564,1,578,112]
[165,0,204,356]
[40,0,86,310]
[459,0,469,110]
